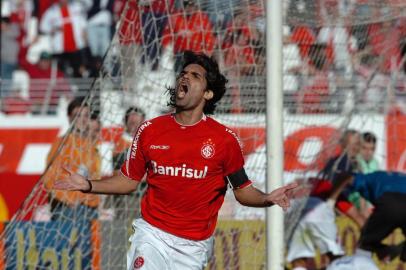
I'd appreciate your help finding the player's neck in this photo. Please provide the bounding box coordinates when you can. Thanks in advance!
[174,110,205,126]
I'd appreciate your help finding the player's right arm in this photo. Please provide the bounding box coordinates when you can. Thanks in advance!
[53,167,140,194]
[54,120,151,195]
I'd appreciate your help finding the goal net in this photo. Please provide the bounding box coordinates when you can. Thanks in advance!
[1,0,405,269]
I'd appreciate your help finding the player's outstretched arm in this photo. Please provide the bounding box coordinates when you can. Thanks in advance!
[233,182,298,211]
[53,167,139,194]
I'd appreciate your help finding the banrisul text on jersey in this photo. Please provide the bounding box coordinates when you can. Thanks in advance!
[151,160,208,179]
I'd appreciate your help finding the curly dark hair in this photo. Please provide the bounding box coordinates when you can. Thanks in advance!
[167,51,228,115]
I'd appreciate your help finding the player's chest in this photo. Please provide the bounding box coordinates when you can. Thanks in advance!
[144,132,223,165]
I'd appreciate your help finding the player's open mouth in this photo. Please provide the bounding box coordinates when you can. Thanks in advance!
[177,82,189,99]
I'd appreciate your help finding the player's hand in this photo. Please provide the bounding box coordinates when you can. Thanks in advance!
[53,166,89,191]
[266,182,298,211]
[285,182,312,199]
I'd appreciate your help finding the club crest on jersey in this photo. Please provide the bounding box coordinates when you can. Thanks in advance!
[201,139,215,159]
[133,256,144,269]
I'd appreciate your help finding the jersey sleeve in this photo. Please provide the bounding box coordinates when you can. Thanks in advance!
[223,129,245,176]
[120,121,151,181]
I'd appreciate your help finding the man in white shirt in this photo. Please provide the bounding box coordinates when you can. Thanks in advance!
[40,0,87,77]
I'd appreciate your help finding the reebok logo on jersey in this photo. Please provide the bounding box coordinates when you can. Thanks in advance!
[131,121,152,159]
[150,145,170,150]
[151,160,208,179]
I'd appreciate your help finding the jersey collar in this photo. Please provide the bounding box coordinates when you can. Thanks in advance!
[172,113,207,127]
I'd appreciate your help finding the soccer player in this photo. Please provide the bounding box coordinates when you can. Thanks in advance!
[53,51,298,270]
[331,171,406,262]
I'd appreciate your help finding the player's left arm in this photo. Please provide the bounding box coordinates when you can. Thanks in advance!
[223,130,297,211]
[233,178,298,211]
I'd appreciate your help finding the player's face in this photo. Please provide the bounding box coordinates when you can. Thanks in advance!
[347,133,360,158]
[360,141,375,161]
[175,64,213,112]
[89,119,101,141]
[70,106,90,134]
[126,112,144,136]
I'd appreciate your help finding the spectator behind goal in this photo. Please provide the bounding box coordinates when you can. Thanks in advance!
[108,106,146,219]
[319,129,370,227]
[43,97,101,222]
[112,107,146,171]
[357,132,380,174]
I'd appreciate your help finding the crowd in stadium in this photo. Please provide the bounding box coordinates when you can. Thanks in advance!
[0,0,405,115]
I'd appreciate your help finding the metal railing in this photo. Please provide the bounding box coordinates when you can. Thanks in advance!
[0,78,94,115]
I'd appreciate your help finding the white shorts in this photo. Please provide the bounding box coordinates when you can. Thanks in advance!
[286,198,344,262]
[127,218,214,270]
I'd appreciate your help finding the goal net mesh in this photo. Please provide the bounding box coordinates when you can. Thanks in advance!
[1,0,405,269]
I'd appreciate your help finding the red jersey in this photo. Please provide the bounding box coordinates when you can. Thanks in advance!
[121,114,249,240]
